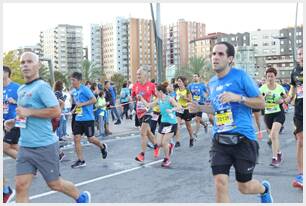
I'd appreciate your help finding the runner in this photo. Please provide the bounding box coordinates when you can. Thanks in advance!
[140,82,180,167]
[187,73,208,138]
[285,46,303,189]
[175,76,194,147]
[70,72,108,169]
[131,66,159,162]
[260,67,287,167]
[5,52,90,203]
[190,42,273,203]
[3,66,20,160]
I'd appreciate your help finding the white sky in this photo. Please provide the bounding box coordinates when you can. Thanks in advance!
[3,2,304,52]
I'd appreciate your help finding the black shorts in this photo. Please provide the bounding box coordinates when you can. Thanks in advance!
[3,127,20,144]
[139,115,152,126]
[158,122,177,134]
[264,111,285,130]
[73,120,95,137]
[252,108,260,113]
[209,136,259,182]
[176,109,193,121]
[294,116,303,135]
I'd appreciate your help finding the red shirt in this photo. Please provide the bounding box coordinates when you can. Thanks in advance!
[131,81,156,103]
[132,81,156,118]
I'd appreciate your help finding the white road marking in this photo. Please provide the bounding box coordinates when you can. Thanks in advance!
[27,159,164,201]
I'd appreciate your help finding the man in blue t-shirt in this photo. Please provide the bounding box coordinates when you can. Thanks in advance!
[4,52,90,203]
[70,72,108,169]
[187,73,208,137]
[3,66,20,160]
[192,42,273,203]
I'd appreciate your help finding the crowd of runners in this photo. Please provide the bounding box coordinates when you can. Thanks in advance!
[2,43,303,203]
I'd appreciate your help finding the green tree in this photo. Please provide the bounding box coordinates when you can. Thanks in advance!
[39,63,51,84]
[3,51,25,84]
[111,73,126,94]
[80,59,105,82]
[54,70,69,89]
[175,56,214,83]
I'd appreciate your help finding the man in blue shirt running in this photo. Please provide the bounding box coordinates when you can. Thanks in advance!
[70,72,108,169]
[4,52,90,203]
[187,73,208,137]
[190,42,273,203]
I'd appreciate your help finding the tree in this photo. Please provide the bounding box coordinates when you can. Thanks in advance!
[111,73,126,94]
[3,51,25,84]
[39,63,51,85]
[80,59,105,82]
[54,70,69,89]
[175,56,214,83]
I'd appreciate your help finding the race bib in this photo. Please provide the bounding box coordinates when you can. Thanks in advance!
[297,85,303,99]
[177,107,184,114]
[162,125,172,133]
[75,106,83,116]
[215,109,235,133]
[3,103,9,114]
[194,95,200,101]
[265,103,279,114]
[15,116,27,128]
[152,113,159,121]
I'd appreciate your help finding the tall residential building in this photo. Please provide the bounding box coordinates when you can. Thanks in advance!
[91,24,102,68]
[102,17,129,79]
[162,19,206,74]
[128,18,157,82]
[190,32,225,59]
[279,26,303,55]
[234,46,257,78]
[40,24,83,73]
[217,32,250,47]
[249,29,281,57]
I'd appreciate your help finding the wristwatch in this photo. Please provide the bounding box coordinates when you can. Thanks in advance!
[240,96,247,104]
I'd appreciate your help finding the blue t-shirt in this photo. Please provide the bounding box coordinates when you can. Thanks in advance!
[71,84,95,121]
[120,87,130,103]
[3,82,20,120]
[17,80,59,147]
[208,68,260,141]
[187,82,207,104]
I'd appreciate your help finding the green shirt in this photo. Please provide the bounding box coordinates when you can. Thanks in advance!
[96,96,106,110]
[259,83,286,114]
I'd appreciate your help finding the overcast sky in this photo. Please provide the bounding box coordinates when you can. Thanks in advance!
[3,2,304,52]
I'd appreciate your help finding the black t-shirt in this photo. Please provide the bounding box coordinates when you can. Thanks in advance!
[290,64,303,119]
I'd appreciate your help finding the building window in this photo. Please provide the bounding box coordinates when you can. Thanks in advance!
[243,36,246,40]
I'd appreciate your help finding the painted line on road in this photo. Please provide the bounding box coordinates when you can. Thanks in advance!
[27,159,164,201]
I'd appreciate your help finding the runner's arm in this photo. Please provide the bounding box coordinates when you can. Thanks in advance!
[16,105,61,118]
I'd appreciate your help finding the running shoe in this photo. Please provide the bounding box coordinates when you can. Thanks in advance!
[101,143,108,159]
[153,146,159,158]
[169,143,174,156]
[260,180,273,203]
[147,142,154,149]
[71,160,86,169]
[3,186,15,203]
[161,158,171,167]
[76,191,91,203]
[135,152,144,162]
[59,151,65,161]
[189,138,194,147]
[270,158,280,167]
[175,141,181,148]
[292,174,303,189]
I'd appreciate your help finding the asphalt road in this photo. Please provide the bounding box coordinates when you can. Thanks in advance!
[3,109,303,203]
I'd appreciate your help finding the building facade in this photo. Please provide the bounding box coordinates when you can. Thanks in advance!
[40,24,83,74]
